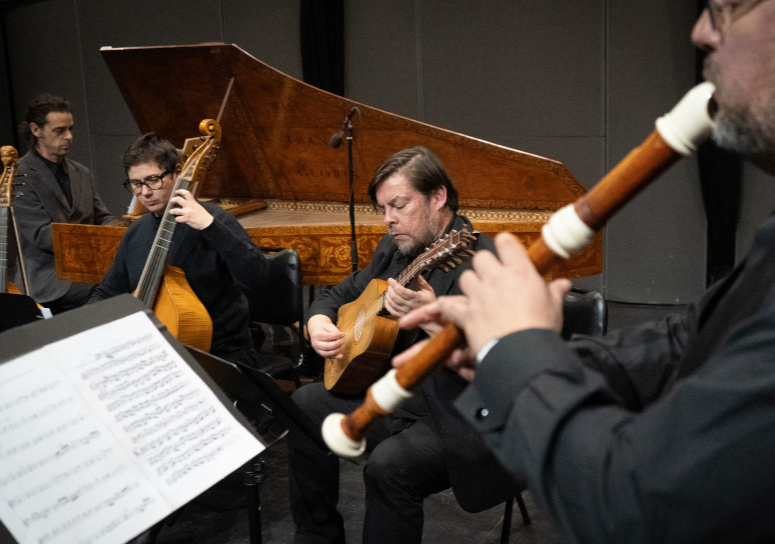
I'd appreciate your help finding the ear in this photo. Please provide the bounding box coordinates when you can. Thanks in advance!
[431,185,447,211]
[29,123,42,138]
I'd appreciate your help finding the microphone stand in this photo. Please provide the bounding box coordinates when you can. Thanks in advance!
[344,120,358,273]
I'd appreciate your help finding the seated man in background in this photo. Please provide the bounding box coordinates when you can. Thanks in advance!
[287,146,519,544]
[89,133,267,367]
[15,93,118,313]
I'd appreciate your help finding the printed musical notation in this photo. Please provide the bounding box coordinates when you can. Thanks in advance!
[0,312,263,544]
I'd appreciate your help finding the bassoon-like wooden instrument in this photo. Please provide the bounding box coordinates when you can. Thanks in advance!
[322,81,718,458]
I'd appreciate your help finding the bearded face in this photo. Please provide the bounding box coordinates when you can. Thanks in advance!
[707,60,775,170]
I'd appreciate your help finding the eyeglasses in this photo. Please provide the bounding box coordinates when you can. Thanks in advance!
[123,170,170,195]
[705,0,772,30]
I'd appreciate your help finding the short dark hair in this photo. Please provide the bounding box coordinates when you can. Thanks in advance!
[123,133,180,174]
[19,93,72,147]
[367,146,459,213]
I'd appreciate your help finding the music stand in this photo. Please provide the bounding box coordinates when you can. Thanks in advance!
[0,293,42,333]
[180,346,325,544]
[0,295,322,544]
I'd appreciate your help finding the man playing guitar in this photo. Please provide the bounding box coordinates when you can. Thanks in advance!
[288,146,520,544]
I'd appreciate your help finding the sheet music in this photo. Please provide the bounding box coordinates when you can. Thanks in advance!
[0,311,264,544]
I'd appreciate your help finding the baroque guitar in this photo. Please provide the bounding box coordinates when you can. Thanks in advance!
[0,146,29,295]
[132,120,221,352]
[324,227,476,395]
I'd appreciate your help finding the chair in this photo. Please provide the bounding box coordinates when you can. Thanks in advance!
[500,287,607,543]
[245,247,307,389]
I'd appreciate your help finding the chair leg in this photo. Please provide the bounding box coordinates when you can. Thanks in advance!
[501,493,531,544]
[516,493,531,525]
[243,456,265,544]
[500,498,513,544]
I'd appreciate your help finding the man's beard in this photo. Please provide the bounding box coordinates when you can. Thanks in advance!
[707,61,775,170]
[394,220,443,259]
[713,103,775,162]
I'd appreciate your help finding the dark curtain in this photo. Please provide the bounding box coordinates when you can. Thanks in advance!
[300,0,345,97]
[0,5,19,149]
[696,0,742,286]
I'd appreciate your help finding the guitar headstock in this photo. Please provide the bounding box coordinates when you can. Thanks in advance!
[0,146,19,208]
[397,227,477,285]
[423,227,476,272]
[177,119,222,194]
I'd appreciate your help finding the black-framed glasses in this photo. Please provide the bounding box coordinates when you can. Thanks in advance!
[705,0,771,30]
[123,170,170,195]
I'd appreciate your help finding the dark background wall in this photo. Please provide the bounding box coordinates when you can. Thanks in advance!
[2,0,773,304]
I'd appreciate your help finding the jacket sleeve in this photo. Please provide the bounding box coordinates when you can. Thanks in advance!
[88,232,133,303]
[198,206,268,291]
[456,296,775,544]
[14,180,55,253]
[308,235,394,323]
[566,309,693,409]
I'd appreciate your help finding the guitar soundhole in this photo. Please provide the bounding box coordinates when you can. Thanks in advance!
[354,307,367,344]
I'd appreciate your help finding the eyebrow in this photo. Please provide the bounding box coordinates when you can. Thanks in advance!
[381,194,413,208]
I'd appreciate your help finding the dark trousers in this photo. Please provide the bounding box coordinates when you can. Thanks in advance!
[46,282,96,314]
[288,382,450,544]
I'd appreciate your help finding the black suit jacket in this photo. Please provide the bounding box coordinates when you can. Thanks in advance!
[458,214,775,542]
[14,150,116,303]
[311,213,519,512]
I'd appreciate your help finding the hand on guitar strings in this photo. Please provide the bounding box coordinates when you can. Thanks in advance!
[169,189,214,230]
[385,275,441,335]
[394,232,571,378]
[308,314,346,359]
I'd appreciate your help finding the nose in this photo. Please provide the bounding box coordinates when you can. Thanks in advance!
[139,182,153,195]
[691,8,718,52]
[64,129,74,142]
[383,207,396,226]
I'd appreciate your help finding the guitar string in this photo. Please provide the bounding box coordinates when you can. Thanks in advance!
[335,230,474,346]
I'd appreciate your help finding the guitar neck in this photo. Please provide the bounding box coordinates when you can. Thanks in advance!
[379,228,472,308]
[134,177,190,307]
[0,207,8,291]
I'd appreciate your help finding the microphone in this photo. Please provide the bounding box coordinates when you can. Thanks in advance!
[330,107,358,148]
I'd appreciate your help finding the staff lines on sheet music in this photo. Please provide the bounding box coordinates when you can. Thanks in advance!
[81,343,157,380]
[0,431,103,489]
[0,379,62,414]
[0,397,75,436]
[128,396,206,446]
[163,429,231,486]
[118,387,198,427]
[137,408,220,459]
[93,357,176,400]
[35,484,142,544]
[100,368,184,407]
[5,447,114,509]
[106,379,186,415]
[79,498,155,544]
[146,407,220,465]
[116,382,190,428]
[19,464,128,524]
[79,333,156,378]
[0,413,86,461]
[86,348,163,390]
[156,424,229,476]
